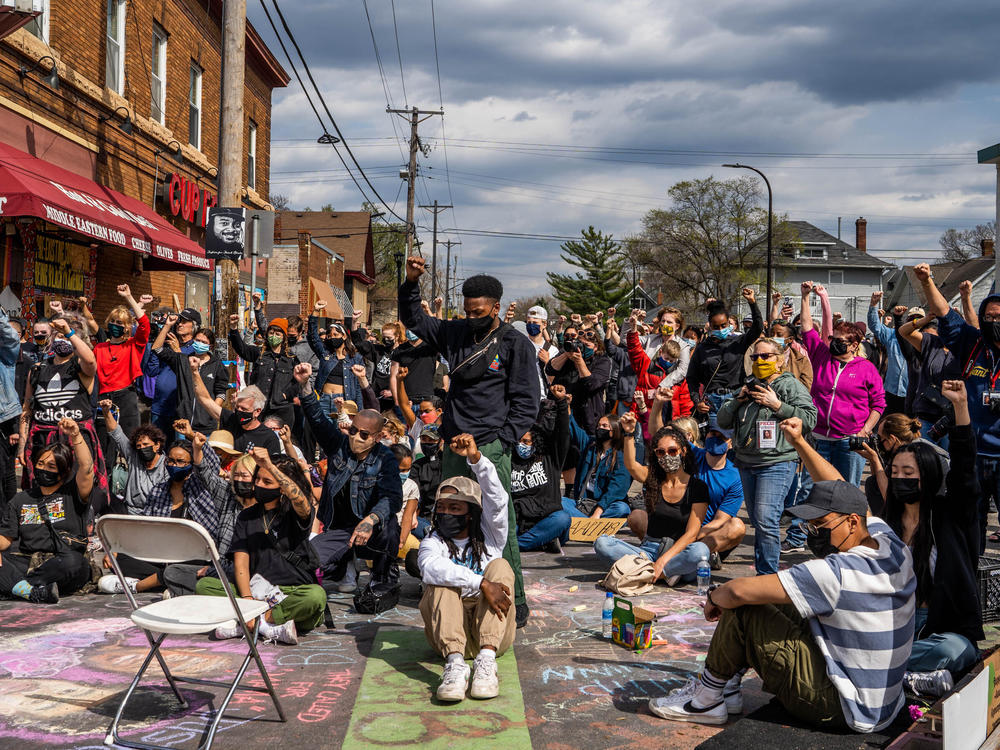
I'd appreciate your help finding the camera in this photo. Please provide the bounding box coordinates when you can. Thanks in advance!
[563,339,579,353]
[744,375,765,391]
[848,435,876,451]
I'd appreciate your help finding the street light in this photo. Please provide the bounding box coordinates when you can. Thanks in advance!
[394,250,404,288]
[723,163,773,306]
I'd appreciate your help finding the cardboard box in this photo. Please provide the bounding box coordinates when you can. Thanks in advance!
[611,596,656,651]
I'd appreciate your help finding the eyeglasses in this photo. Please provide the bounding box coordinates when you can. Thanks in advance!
[653,446,682,458]
[580,331,597,340]
[166,458,192,467]
[750,353,776,361]
[804,516,848,536]
[564,335,578,342]
[348,425,373,440]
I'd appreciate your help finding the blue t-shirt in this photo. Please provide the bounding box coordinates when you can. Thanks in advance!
[691,446,743,523]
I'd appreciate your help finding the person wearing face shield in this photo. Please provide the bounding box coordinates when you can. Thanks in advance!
[648,415,916,732]
[687,288,763,419]
[417,433,515,703]
[399,257,540,629]
[292,363,403,598]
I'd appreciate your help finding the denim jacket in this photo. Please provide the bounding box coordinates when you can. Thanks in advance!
[0,310,21,422]
[307,315,363,406]
[301,390,402,529]
[567,414,632,509]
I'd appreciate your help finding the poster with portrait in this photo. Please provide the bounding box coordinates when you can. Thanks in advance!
[205,206,246,260]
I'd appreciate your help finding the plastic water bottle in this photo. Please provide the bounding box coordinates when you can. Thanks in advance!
[602,592,614,639]
[697,556,711,595]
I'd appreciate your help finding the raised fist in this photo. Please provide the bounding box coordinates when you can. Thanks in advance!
[406,256,426,282]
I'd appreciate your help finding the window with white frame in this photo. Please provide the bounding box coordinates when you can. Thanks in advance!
[25,0,50,44]
[797,245,827,259]
[105,0,126,94]
[828,270,844,286]
[248,120,257,190]
[150,23,167,125]
[188,62,202,150]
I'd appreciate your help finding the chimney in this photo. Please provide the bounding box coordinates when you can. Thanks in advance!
[855,217,867,252]
[656,291,663,305]
[983,238,995,258]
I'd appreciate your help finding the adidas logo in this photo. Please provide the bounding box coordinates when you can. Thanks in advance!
[33,372,85,422]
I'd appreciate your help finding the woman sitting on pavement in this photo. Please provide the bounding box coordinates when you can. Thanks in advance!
[100,400,168,515]
[593,413,711,587]
[418,434,515,703]
[512,384,572,553]
[561,411,633,520]
[0,419,95,603]
[879,380,982,697]
[197,447,326,645]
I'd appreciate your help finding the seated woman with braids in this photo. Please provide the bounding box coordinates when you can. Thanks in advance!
[418,434,515,704]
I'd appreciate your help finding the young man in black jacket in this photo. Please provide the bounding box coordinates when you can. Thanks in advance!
[398,256,540,627]
[687,288,762,418]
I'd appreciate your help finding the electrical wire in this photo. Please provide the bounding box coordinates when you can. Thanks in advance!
[360,0,408,164]
[429,0,461,246]
[390,0,408,107]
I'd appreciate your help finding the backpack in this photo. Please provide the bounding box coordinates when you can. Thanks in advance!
[601,554,656,596]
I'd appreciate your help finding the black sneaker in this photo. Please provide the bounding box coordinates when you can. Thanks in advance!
[780,540,805,554]
[28,582,59,604]
[515,603,529,629]
[541,539,563,555]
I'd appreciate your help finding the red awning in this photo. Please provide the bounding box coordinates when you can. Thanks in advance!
[0,140,211,270]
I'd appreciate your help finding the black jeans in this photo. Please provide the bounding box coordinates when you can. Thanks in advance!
[0,416,18,509]
[95,387,140,466]
[310,515,401,586]
[0,549,91,596]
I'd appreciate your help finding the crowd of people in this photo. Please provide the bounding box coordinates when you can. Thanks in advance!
[0,259,991,731]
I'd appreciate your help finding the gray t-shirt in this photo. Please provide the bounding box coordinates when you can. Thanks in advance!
[112,425,169,514]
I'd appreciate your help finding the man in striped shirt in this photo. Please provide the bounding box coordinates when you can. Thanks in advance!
[650,418,916,732]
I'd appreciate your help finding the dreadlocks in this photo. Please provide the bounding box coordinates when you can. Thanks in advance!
[433,505,489,573]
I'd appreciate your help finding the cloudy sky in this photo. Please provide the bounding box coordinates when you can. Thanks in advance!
[252,0,1000,301]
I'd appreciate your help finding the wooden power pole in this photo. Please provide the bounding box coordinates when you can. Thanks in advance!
[387,106,442,257]
[216,0,246,362]
[419,200,452,300]
[442,239,460,318]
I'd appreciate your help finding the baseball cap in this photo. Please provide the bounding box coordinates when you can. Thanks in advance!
[906,306,926,321]
[527,305,548,321]
[178,308,202,326]
[434,475,482,509]
[420,424,441,441]
[706,414,733,440]
[784,480,868,521]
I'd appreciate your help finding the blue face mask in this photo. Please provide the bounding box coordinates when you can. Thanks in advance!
[705,436,729,456]
[710,326,733,340]
[525,322,542,337]
[656,356,675,372]
[516,442,535,459]
[399,471,410,482]
[582,344,595,360]
[406,330,418,342]
[191,340,211,355]
[683,338,698,349]
[167,465,192,482]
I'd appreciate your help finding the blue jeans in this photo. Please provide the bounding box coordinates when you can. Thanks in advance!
[517,510,572,551]
[561,496,631,519]
[918,418,950,451]
[593,535,710,583]
[783,463,808,547]
[974,455,999,553]
[910,609,978,675]
[411,516,431,540]
[814,438,865,487]
[738,461,798,576]
[705,391,736,419]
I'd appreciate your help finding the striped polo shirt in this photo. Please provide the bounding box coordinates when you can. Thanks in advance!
[778,518,916,733]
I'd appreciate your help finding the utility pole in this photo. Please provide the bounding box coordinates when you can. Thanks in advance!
[388,106,443,256]
[419,200,452,300]
[442,239,460,318]
[216,0,245,367]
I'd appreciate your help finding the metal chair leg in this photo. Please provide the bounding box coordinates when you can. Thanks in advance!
[105,632,169,747]
[141,627,188,708]
[245,622,287,723]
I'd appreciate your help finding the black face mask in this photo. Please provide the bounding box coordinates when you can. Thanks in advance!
[254,485,282,504]
[982,320,1000,346]
[435,512,469,539]
[421,442,440,458]
[287,334,299,345]
[34,468,61,488]
[891,477,922,504]
[383,337,395,347]
[806,526,841,558]
[466,314,495,336]
[595,427,612,442]
[235,409,255,426]
[326,337,344,351]
[829,337,849,357]
[233,480,255,498]
[138,446,157,463]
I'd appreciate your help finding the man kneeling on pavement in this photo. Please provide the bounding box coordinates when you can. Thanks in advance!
[418,433,516,702]
[649,416,916,733]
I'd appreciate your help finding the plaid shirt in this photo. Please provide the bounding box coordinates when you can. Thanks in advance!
[193,445,241,556]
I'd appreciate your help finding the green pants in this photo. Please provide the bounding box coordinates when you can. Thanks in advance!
[195,576,326,633]
[706,603,845,728]
[441,440,524,608]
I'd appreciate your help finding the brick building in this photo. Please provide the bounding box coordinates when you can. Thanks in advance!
[0,0,287,324]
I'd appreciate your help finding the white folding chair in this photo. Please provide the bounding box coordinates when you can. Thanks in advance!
[96,515,286,750]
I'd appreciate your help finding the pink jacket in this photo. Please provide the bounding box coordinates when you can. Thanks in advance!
[802,328,886,438]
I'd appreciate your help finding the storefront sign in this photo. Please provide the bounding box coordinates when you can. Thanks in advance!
[166,172,218,229]
[34,233,87,295]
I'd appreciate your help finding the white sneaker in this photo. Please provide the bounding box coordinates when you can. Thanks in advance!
[436,661,471,702]
[261,619,299,645]
[723,672,744,714]
[213,624,244,640]
[470,655,500,699]
[98,575,137,594]
[648,678,728,725]
[904,669,954,698]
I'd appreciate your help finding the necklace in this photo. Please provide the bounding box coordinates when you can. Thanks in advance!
[262,508,279,535]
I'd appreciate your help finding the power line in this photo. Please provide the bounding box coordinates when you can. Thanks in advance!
[429,0,460,244]
[390,0,408,106]
[268,0,407,222]
[360,0,408,164]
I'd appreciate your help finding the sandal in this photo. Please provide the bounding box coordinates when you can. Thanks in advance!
[989,531,1000,544]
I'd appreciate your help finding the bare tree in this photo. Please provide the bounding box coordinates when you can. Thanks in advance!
[269,193,290,211]
[939,222,995,261]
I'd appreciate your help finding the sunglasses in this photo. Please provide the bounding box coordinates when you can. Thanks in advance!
[804,516,848,536]
[750,353,776,361]
[564,335,578,342]
[347,425,373,440]
[653,446,682,458]
[580,331,597,340]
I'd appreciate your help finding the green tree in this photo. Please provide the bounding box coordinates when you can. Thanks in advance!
[365,202,409,322]
[546,227,628,314]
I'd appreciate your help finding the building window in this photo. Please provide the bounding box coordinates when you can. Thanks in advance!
[828,270,844,286]
[796,246,827,259]
[150,23,167,125]
[188,62,202,150]
[105,0,126,94]
[25,0,50,44]
[247,120,257,190]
